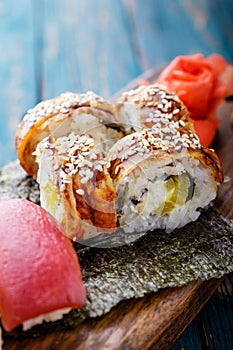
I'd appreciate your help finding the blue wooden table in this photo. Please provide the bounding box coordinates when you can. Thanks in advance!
[0,1,233,349]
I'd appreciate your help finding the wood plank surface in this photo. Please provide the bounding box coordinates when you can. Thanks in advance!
[1,1,233,349]
[3,279,224,350]
[0,0,37,165]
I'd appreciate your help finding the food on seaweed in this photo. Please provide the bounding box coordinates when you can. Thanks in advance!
[15,91,124,179]
[156,53,231,146]
[4,205,233,338]
[0,198,86,332]
[0,120,231,338]
[0,54,231,342]
[35,133,117,241]
[14,83,224,241]
[107,125,223,233]
[105,83,223,233]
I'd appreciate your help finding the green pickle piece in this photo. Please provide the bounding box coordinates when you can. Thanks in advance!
[157,173,194,216]
[40,180,59,215]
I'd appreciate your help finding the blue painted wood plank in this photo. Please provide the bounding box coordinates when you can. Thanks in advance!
[199,275,233,349]
[171,314,204,350]
[1,0,232,164]
[172,274,233,350]
[128,0,233,70]
[39,0,141,100]
[0,0,37,166]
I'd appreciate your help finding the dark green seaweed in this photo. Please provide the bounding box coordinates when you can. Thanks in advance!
[1,161,233,338]
[0,160,40,203]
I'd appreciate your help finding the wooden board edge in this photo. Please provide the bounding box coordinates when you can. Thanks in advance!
[3,278,224,350]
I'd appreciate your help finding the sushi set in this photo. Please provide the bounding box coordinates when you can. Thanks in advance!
[0,54,233,349]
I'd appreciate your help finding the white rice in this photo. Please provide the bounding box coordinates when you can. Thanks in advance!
[42,111,120,157]
[115,153,217,234]
[22,308,71,331]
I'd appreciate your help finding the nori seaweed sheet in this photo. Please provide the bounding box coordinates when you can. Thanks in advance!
[1,161,233,338]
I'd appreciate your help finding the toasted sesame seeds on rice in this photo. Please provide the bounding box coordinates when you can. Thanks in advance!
[107,129,217,234]
[115,84,193,134]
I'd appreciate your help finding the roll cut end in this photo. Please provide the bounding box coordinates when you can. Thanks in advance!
[35,132,117,241]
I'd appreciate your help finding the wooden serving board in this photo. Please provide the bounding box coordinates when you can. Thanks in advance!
[3,69,233,350]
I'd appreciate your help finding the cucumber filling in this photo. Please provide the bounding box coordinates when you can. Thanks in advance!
[156,173,195,216]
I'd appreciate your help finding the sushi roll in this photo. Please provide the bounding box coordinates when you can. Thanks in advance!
[0,198,86,332]
[107,125,223,234]
[35,132,117,241]
[15,91,124,179]
[114,84,191,132]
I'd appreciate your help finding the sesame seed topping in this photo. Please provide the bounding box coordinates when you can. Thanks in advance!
[80,176,89,184]
[179,119,186,127]
[95,164,103,172]
[23,91,104,123]
[38,132,108,188]
[76,189,84,195]
[173,108,180,115]
[108,109,201,163]
[119,84,191,133]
